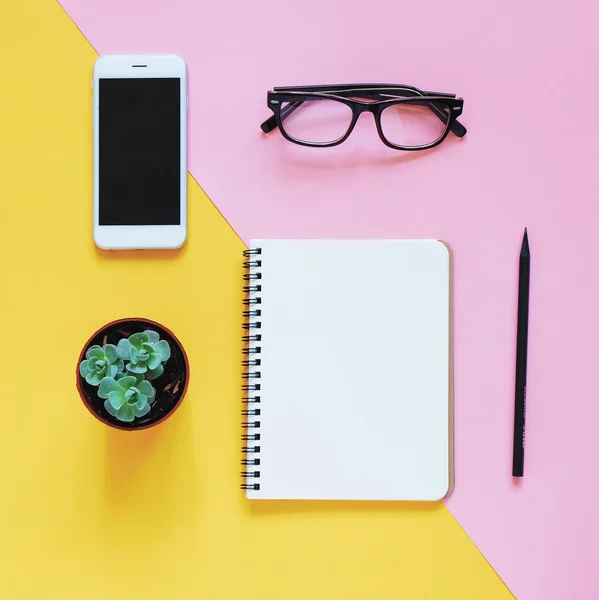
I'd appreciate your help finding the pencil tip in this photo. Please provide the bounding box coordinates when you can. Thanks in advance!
[521,228,530,257]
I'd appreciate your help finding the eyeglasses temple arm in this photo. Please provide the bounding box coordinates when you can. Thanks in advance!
[274,84,455,96]
[260,116,278,133]
[260,101,304,133]
[427,102,467,137]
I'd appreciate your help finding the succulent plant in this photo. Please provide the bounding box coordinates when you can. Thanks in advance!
[117,330,171,380]
[98,375,156,423]
[80,328,171,424]
[79,344,124,385]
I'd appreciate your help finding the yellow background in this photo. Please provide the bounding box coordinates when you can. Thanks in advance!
[0,1,512,597]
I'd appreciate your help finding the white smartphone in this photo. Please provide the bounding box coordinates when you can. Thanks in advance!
[93,55,187,250]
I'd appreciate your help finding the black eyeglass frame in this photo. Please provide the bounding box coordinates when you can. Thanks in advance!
[261,84,466,151]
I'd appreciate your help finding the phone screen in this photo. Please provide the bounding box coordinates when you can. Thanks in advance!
[98,78,181,226]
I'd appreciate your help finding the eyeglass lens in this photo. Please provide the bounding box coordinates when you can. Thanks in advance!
[281,99,353,144]
[379,102,449,148]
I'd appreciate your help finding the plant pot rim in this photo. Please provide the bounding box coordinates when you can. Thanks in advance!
[76,317,189,431]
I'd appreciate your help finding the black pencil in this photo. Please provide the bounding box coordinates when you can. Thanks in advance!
[512,228,530,477]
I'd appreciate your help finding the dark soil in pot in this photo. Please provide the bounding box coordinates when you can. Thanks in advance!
[76,318,189,430]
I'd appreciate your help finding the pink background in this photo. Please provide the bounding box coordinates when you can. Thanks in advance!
[58,0,599,597]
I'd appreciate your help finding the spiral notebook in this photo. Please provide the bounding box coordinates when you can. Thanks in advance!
[242,239,454,501]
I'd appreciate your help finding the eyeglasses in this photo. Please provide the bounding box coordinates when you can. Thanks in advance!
[261,84,466,151]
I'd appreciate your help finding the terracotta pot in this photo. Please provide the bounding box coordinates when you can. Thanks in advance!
[76,318,189,430]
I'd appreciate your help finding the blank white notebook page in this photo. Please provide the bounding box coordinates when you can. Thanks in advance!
[245,239,451,501]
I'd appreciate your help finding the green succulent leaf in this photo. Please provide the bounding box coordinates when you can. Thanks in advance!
[116,403,135,422]
[114,358,125,373]
[103,344,118,363]
[94,359,107,376]
[145,364,164,381]
[98,377,121,399]
[87,357,99,371]
[126,362,147,374]
[118,372,142,384]
[125,387,137,402]
[104,400,117,417]
[107,364,118,378]
[147,353,161,370]
[144,330,160,344]
[117,338,132,360]
[108,390,126,410]
[137,379,155,399]
[130,346,139,364]
[135,394,147,409]
[133,402,151,418]
[117,376,137,391]
[86,371,103,386]
[86,345,104,360]
[129,332,149,350]
[79,361,90,377]
[154,340,171,363]
[137,349,150,362]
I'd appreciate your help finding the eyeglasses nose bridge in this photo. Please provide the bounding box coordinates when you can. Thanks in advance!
[352,103,382,128]
[354,103,378,116]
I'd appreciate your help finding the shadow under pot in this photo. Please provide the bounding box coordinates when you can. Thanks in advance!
[76,318,189,430]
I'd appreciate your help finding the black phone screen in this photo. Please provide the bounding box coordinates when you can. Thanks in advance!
[98,78,181,226]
